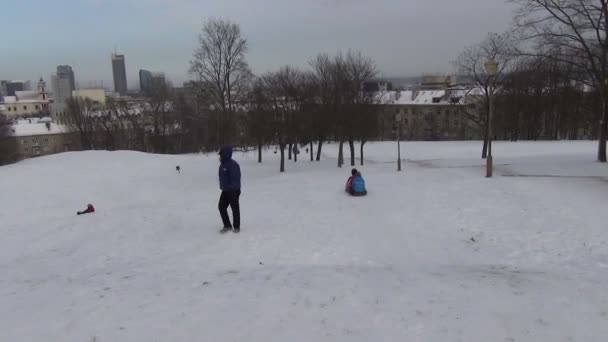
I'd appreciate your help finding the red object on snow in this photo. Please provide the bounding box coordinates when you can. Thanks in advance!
[77,204,95,215]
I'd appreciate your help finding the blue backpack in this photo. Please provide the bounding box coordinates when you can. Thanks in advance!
[352,175,366,193]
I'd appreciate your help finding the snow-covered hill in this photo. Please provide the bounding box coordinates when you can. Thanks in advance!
[1,141,607,341]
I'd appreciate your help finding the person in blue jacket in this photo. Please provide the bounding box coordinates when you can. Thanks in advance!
[218,145,242,233]
[345,168,367,196]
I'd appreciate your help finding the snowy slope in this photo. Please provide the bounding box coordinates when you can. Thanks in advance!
[1,142,608,342]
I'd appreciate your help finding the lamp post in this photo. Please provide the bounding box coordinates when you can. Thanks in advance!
[484,58,498,178]
[396,113,402,171]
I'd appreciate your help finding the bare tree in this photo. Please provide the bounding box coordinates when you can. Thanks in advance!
[174,91,206,153]
[455,32,518,158]
[246,77,273,163]
[512,0,608,161]
[255,66,313,172]
[0,114,18,165]
[342,50,379,166]
[310,53,336,161]
[495,55,590,141]
[144,83,176,153]
[105,98,145,151]
[190,18,253,146]
[66,97,99,150]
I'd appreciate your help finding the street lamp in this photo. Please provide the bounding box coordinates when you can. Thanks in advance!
[396,113,402,171]
[484,58,498,178]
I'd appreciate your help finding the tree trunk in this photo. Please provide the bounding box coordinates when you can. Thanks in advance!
[348,139,355,166]
[257,142,262,163]
[288,143,292,160]
[280,143,286,172]
[294,144,298,162]
[310,141,314,161]
[598,98,607,162]
[337,140,344,168]
[360,141,365,166]
[316,139,323,161]
[482,109,489,159]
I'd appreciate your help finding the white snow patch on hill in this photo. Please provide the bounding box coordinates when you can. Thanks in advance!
[1,141,607,341]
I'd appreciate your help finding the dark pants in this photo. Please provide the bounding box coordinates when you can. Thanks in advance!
[219,190,241,229]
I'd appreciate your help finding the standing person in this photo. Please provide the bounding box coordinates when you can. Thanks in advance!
[218,145,242,234]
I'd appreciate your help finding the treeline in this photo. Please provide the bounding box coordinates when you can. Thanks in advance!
[67,19,381,172]
[66,0,608,166]
[458,0,608,161]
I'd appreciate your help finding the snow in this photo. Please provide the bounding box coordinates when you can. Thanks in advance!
[2,96,17,104]
[9,119,69,137]
[378,89,468,105]
[14,90,40,101]
[1,141,608,341]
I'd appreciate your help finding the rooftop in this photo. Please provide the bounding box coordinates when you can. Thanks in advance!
[378,89,469,106]
[9,119,69,137]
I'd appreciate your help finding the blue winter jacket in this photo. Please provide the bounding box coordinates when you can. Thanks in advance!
[218,145,241,191]
[352,173,366,193]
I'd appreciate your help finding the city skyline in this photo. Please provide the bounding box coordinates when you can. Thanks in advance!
[0,0,516,87]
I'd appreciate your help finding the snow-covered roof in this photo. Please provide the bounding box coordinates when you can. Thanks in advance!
[2,93,48,105]
[9,119,69,137]
[378,89,467,106]
[15,91,40,101]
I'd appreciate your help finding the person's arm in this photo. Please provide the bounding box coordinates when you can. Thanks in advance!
[227,162,241,190]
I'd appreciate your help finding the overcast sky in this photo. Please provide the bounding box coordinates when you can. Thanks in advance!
[1,0,516,89]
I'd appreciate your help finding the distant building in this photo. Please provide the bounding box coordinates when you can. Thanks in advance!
[420,75,458,90]
[72,89,106,105]
[376,89,478,141]
[0,79,50,117]
[51,66,76,104]
[139,69,166,95]
[3,118,74,160]
[112,53,128,96]
[4,80,31,96]
[57,65,76,91]
[50,66,76,125]
[0,80,7,97]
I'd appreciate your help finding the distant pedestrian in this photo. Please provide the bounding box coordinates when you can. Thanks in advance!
[176,165,181,173]
[218,145,242,234]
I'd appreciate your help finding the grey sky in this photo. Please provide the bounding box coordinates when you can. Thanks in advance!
[1,0,516,88]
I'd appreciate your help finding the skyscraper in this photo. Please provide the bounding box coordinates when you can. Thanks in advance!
[51,75,72,103]
[5,81,28,96]
[112,53,128,96]
[56,65,76,91]
[0,80,7,97]
[52,65,76,103]
[139,69,166,95]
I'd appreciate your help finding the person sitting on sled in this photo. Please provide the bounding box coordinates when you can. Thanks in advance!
[345,168,367,196]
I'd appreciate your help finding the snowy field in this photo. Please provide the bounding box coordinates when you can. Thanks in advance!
[1,141,608,342]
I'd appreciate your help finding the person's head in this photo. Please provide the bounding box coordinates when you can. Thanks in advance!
[351,168,358,176]
[218,145,233,164]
